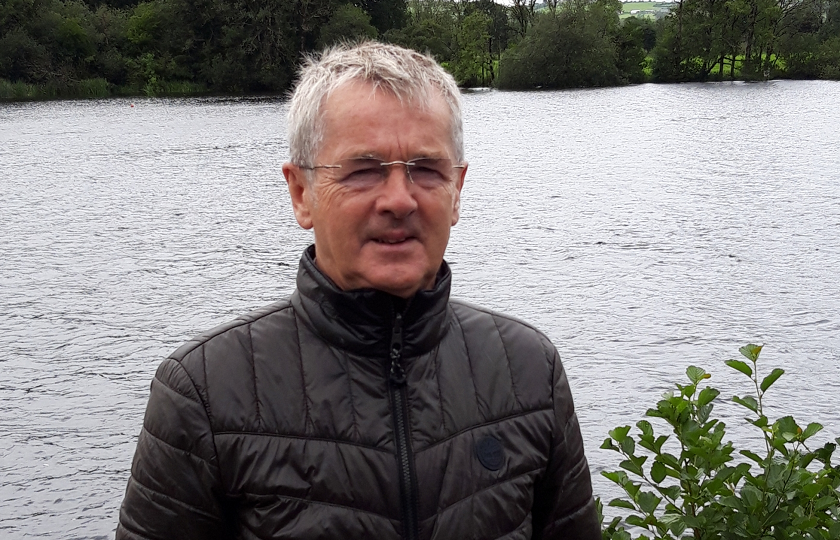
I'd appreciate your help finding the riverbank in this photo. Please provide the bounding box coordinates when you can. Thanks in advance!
[0,78,208,102]
[3,73,837,103]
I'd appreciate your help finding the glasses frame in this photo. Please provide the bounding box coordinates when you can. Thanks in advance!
[300,158,466,184]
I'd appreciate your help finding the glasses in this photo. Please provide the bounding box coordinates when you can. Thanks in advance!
[301,157,465,189]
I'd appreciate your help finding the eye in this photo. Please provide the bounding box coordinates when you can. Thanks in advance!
[409,159,448,186]
[340,159,385,187]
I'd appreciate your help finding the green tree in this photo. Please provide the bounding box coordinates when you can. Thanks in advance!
[617,17,653,83]
[452,9,491,85]
[317,3,378,49]
[497,7,622,90]
[384,0,459,63]
[357,0,406,34]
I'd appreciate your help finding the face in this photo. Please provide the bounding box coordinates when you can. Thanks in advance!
[283,81,467,298]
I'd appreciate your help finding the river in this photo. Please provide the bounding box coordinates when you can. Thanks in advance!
[1,80,839,538]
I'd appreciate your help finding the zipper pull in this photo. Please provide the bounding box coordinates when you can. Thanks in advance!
[389,313,406,386]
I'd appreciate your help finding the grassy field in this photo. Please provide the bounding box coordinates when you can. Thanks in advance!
[621,2,657,11]
[620,1,673,19]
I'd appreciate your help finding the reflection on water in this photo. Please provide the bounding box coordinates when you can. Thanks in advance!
[2,82,839,538]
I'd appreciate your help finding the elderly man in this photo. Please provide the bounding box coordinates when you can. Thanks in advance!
[117,42,599,539]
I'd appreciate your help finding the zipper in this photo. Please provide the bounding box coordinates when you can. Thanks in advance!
[388,312,419,540]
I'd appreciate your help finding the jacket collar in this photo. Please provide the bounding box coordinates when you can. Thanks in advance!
[291,245,452,357]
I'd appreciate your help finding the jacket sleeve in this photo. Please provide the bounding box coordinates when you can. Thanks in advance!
[531,345,601,540]
[117,357,233,540]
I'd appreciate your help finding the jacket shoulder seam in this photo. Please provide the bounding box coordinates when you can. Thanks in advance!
[449,299,549,339]
[168,300,294,361]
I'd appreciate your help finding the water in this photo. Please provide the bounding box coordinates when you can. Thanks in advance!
[2,81,839,537]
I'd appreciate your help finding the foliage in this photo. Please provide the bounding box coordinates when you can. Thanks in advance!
[600,344,840,539]
[317,4,378,49]
[1,0,839,100]
[496,4,625,90]
[452,10,492,86]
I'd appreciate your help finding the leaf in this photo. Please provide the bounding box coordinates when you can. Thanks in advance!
[732,395,759,413]
[659,485,681,501]
[609,426,631,441]
[686,366,707,385]
[802,482,823,498]
[775,416,799,439]
[637,491,661,514]
[739,449,764,464]
[719,495,743,510]
[619,458,644,477]
[652,436,668,454]
[739,343,763,362]
[725,359,753,378]
[697,387,720,407]
[749,415,769,428]
[602,471,628,485]
[620,436,635,456]
[760,368,785,393]
[625,515,646,528]
[601,438,617,450]
[651,461,666,483]
[802,422,823,440]
[815,496,835,511]
[637,420,653,439]
[608,499,636,510]
[669,520,686,537]
[697,403,713,424]
[829,521,840,540]
[741,484,762,509]
[658,453,680,469]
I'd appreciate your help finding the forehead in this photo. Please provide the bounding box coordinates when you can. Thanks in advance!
[317,81,453,159]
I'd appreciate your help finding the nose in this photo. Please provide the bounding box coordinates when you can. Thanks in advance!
[375,163,418,219]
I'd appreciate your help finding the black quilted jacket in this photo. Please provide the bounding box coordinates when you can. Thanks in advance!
[117,246,600,539]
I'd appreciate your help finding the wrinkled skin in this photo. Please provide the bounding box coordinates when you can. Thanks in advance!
[283,81,467,298]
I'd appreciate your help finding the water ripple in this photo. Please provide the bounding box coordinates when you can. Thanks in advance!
[2,82,840,537]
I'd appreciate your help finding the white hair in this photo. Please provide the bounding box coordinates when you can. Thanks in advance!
[287,41,464,169]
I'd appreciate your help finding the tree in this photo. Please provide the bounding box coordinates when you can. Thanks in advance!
[357,0,406,34]
[452,9,491,85]
[617,17,654,83]
[497,8,622,90]
[317,4,378,49]
[510,0,537,38]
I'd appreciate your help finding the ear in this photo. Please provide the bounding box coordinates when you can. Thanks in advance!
[283,162,314,230]
[451,163,467,226]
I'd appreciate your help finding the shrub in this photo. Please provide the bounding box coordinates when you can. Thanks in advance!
[600,344,840,539]
[497,12,622,90]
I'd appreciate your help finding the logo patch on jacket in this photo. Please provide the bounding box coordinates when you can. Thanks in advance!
[475,436,505,471]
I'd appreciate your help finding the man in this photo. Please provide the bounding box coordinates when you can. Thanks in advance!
[117,42,599,539]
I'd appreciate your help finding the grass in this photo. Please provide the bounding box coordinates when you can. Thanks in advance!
[0,78,110,100]
[620,2,671,20]
[1,77,207,101]
[621,2,657,11]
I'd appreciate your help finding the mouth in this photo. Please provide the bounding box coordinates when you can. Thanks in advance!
[373,236,413,244]
[371,232,416,245]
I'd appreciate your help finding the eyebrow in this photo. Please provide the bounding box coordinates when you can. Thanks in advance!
[343,154,448,161]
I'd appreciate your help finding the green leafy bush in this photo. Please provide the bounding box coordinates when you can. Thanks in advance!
[600,344,840,539]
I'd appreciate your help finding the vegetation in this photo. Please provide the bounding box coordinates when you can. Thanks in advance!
[599,344,840,539]
[0,0,838,97]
